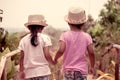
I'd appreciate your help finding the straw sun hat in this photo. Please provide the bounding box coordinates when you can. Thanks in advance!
[24,14,48,27]
[65,7,87,24]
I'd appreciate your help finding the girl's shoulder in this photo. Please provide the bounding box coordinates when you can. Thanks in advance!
[61,30,71,35]
[81,32,92,40]
[62,30,89,35]
[38,33,51,41]
[38,33,50,38]
[20,33,31,41]
[82,32,91,37]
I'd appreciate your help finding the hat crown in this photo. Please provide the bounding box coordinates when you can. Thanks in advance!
[65,7,87,24]
[69,7,85,20]
[28,15,45,22]
[24,14,47,27]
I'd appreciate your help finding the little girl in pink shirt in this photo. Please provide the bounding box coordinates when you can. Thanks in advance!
[55,7,95,80]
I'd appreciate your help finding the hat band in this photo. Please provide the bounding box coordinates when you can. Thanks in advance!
[67,17,86,24]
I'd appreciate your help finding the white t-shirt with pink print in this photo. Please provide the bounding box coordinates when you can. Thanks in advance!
[18,33,52,79]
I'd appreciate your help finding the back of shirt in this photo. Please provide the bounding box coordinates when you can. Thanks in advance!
[18,33,52,78]
[60,31,92,74]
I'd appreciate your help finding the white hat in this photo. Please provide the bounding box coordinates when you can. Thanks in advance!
[24,14,48,27]
[65,7,87,24]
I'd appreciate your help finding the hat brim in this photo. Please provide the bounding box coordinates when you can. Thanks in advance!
[64,15,87,24]
[24,22,48,27]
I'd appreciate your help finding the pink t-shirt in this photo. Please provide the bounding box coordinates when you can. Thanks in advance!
[60,31,92,74]
[18,33,52,78]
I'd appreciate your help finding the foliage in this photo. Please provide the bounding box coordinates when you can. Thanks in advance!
[5,32,20,62]
[87,0,120,77]
[88,0,120,48]
[7,61,16,80]
[6,32,20,51]
[0,27,9,52]
[0,47,9,60]
[83,15,95,31]
[0,27,20,52]
[0,28,20,79]
[88,24,104,37]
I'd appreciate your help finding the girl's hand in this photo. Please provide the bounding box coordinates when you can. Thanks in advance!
[54,58,58,65]
[89,67,94,74]
[51,60,57,65]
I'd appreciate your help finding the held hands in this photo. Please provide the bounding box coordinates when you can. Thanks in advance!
[19,71,25,80]
[50,57,58,65]
[51,60,57,65]
[89,67,94,74]
[88,67,96,79]
[51,58,58,65]
[54,58,58,65]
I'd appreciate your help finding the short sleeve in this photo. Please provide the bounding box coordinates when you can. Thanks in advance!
[43,35,52,47]
[60,33,65,42]
[87,34,93,46]
[18,39,24,50]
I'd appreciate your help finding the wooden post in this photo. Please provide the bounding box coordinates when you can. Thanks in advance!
[1,69,6,80]
[0,56,7,79]
[115,49,119,80]
[113,44,120,80]
[57,70,60,80]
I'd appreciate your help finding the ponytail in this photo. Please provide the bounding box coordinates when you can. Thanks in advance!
[28,25,44,47]
[31,31,38,46]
